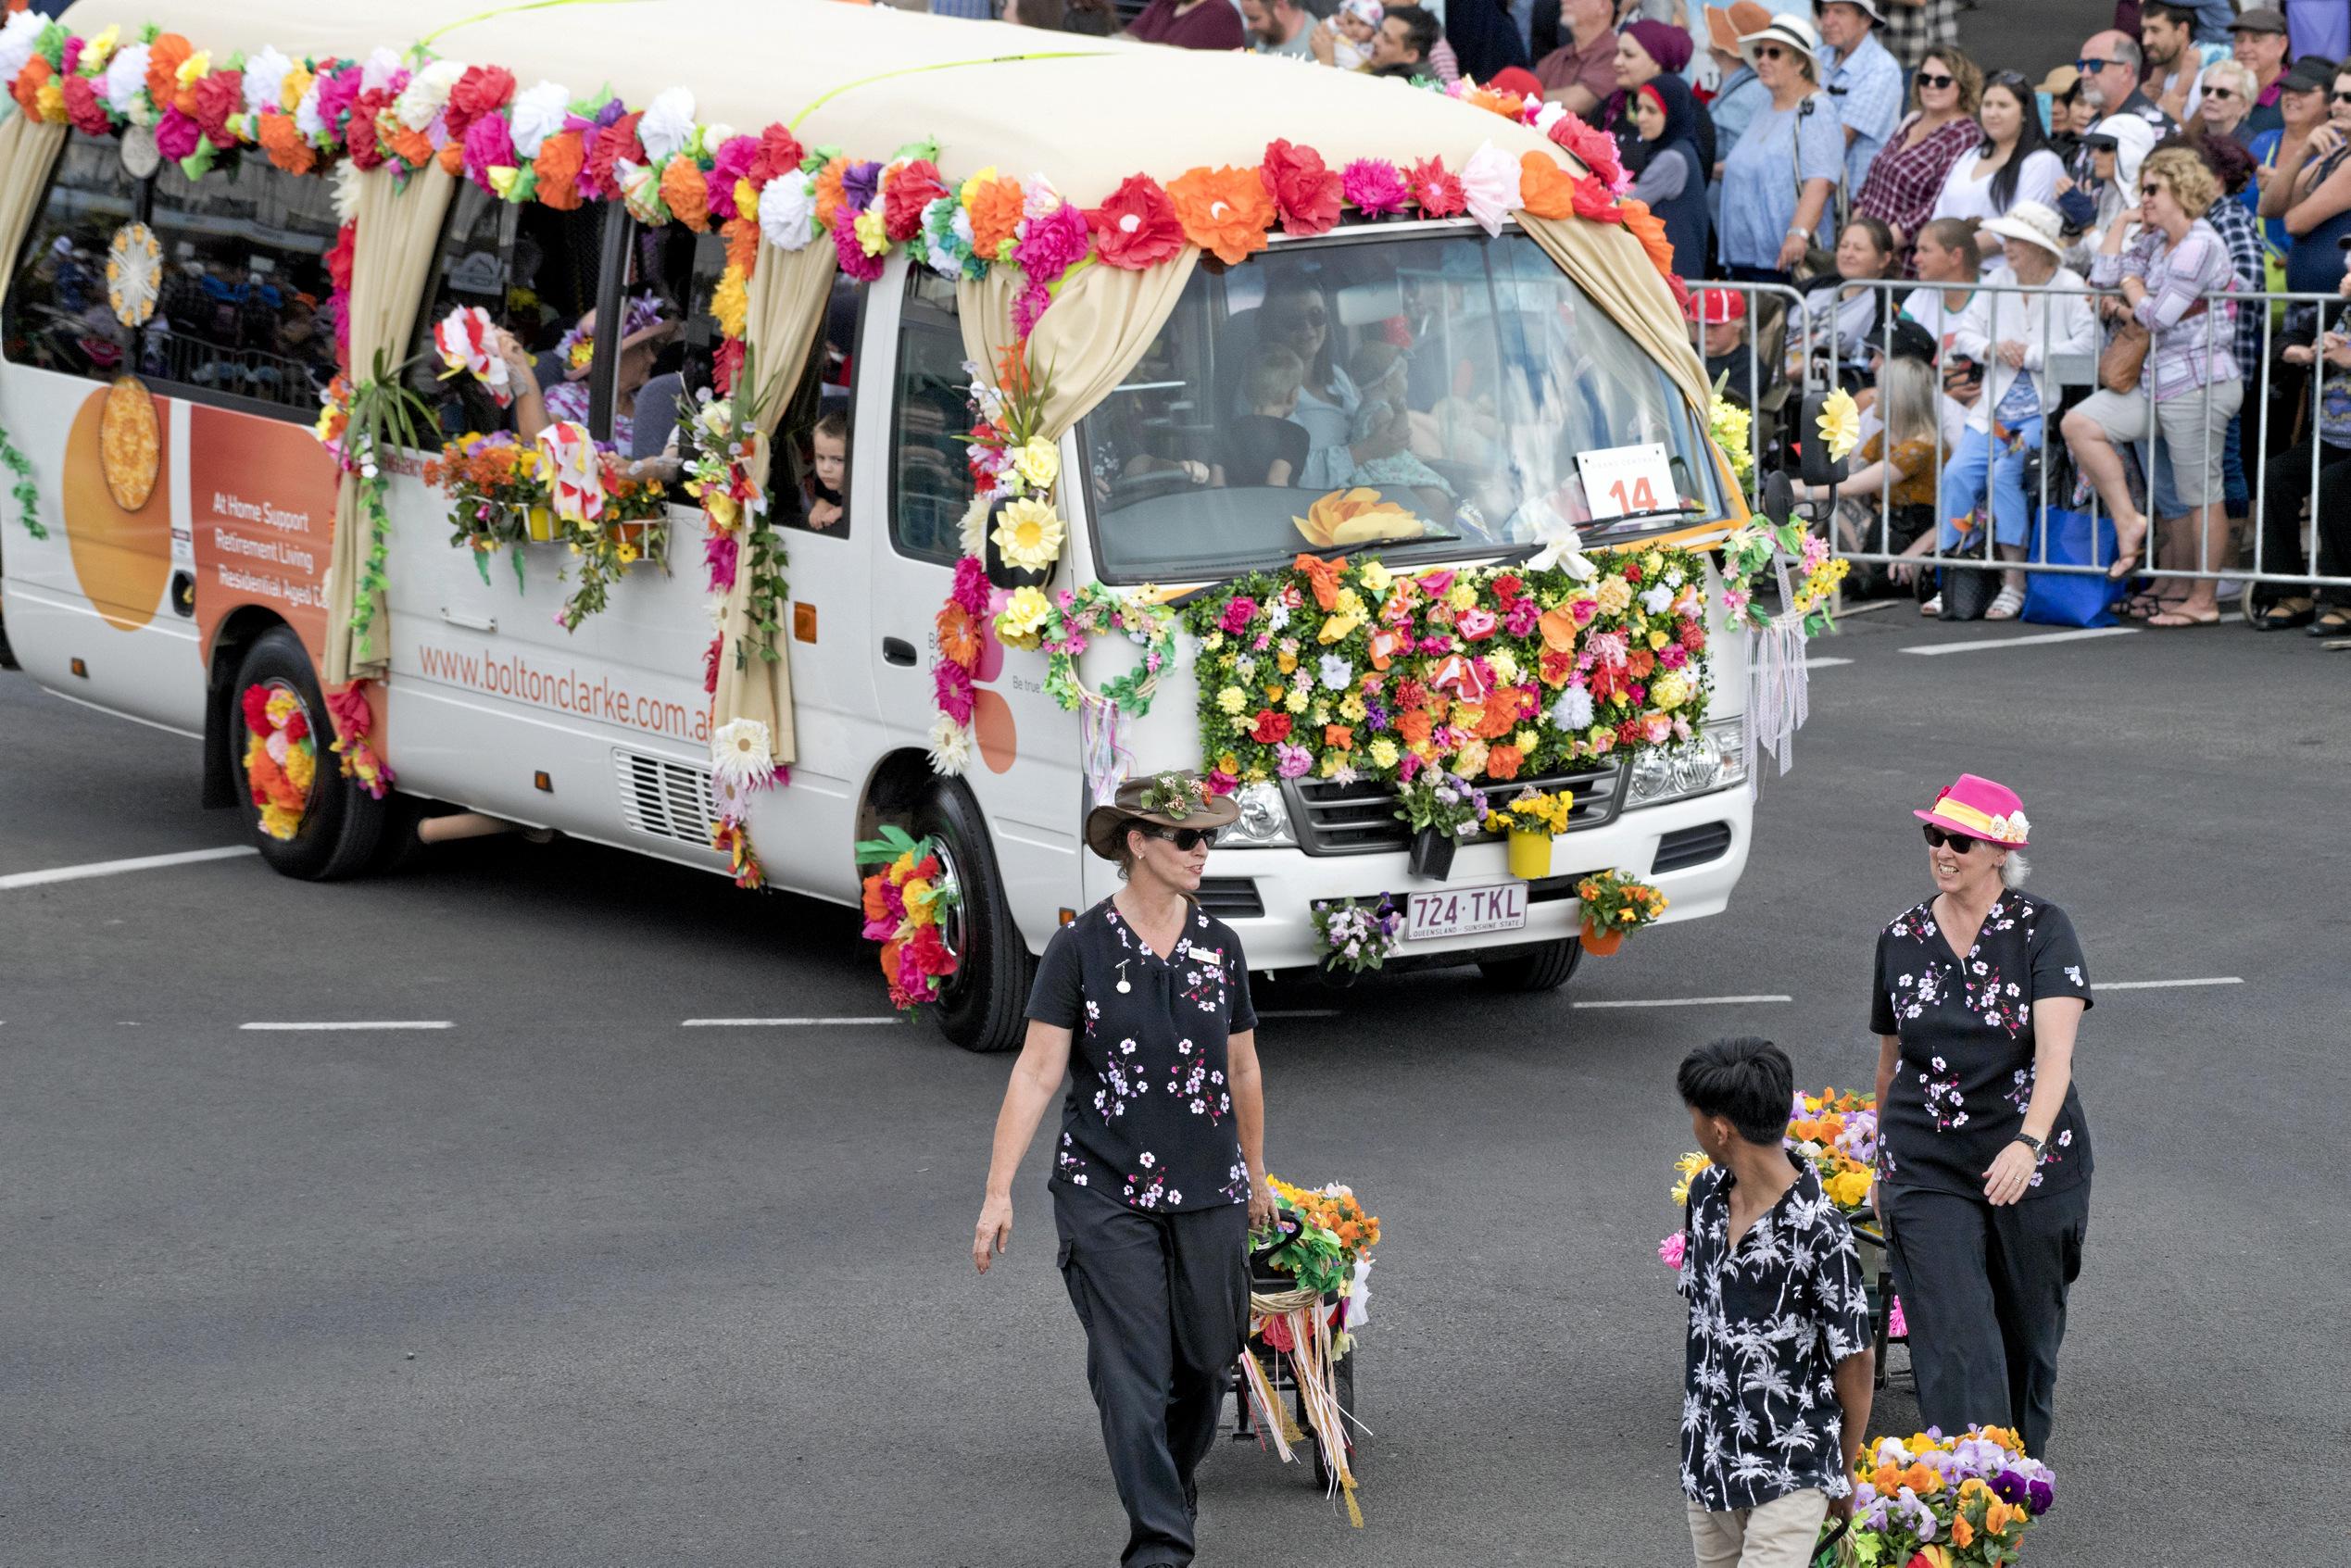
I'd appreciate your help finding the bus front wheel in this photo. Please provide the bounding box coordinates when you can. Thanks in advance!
[1476,936,1584,993]
[914,779,1034,1054]
[229,627,388,882]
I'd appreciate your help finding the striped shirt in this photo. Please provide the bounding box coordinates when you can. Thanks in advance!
[2091,220,2239,403]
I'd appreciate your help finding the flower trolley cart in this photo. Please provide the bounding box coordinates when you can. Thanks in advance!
[1233,1179,1377,1524]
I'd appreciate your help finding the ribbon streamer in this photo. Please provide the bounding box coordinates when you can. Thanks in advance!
[1078,696,1131,810]
[1742,550,1810,797]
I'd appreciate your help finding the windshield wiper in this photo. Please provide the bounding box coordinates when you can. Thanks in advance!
[1161,532,1463,608]
[1487,506,1705,565]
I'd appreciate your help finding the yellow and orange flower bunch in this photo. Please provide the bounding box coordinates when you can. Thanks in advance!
[1672,1086,1880,1218]
[1576,869,1667,931]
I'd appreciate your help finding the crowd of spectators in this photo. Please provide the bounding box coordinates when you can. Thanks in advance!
[904,0,2351,634]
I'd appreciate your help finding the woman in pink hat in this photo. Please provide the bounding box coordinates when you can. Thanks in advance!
[1867,773,2093,1460]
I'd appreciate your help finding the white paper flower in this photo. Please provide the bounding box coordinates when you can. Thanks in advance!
[759,170,815,251]
[333,160,364,226]
[1461,141,1520,239]
[710,718,774,792]
[638,86,698,163]
[958,493,991,559]
[0,10,44,88]
[1528,100,1566,137]
[508,80,571,157]
[103,42,151,117]
[2005,809,2030,841]
[1640,584,1673,614]
[395,59,465,132]
[1553,684,1595,731]
[928,712,973,776]
[242,46,292,118]
[294,78,328,143]
[359,47,405,95]
[1021,172,1062,220]
[701,121,736,155]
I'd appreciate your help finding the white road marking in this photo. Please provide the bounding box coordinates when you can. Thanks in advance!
[1804,657,1853,669]
[241,1021,453,1031]
[1571,994,1793,1010]
[1259,1009,1342,1019]
[2101,977,2244,991]
[681,1017,902,1027]
[0,845,258,891]
[1902,626,2139,656]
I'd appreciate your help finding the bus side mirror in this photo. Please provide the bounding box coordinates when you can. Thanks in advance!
[1797,392,1849,491]
[1759,470,1796,530]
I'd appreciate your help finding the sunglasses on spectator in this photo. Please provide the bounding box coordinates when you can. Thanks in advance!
[1921,825,1985,854]
[2334,90,2351,103]
[1916,71,1955,88]
[2074,56,2118,71]
[2205,85,2237,99]
[1144,825,1221,851]
[1754,44,1789,59]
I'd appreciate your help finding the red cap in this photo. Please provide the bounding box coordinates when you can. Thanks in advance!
[1489,66,1545,103]
[1685,287,1746,325]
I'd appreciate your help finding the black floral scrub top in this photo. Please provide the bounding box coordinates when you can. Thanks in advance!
[1026,898,1257,1213]
[1869,892,2095,1199]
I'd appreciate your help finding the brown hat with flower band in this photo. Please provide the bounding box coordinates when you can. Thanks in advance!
[1915,772,2030,847]
[1085,771,1240,861]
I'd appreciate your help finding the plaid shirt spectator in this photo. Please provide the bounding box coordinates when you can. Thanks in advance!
[1879,0,1957,71]
[2202,191,2268,372]
[1852,113,1981,270]
[1824,30,1905,193]
[2093,220,2240,402]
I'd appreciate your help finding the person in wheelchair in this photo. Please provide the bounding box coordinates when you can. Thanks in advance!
[1787,320,1950,599]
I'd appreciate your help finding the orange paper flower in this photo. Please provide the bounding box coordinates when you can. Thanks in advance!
[1619,197,1678,279]
[965,174,1026,261]
[1486,744,1524,780]
[1167,165,1275,267]
[813,157,850,231]
[257,112,316,176]
[723,216,760,279]
[1539,605,1581,652]
[936,602,982,668]
[1323,724,1353,752]
[1291,552,1347,611]
[534,131,585,210]
[1518,152,1576,221]
[661,158,710,232]
[145,34,192,112]
[9,55,48,119]
[1398,709,1434,746]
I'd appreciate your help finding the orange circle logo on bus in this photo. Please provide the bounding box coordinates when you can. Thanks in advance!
[63,379,172,631]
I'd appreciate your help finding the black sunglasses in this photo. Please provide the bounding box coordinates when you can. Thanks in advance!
[2074,56,2117,71]
[2334,90,2351,103]
[1145,824,1221,851]
[1922,824,1984,854]
[2205,85,2238,99]
[1916,71,1955,89]
[1754,44,1789,59]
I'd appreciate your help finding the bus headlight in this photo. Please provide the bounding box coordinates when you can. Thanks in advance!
[1627,717,1746,807]
[1223,783,1296,848]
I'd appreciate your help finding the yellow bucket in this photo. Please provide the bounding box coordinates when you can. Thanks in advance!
[1507,827,1553,880]
[523,505,556,542]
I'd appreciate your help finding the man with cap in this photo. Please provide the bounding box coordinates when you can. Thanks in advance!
[2232,7,2293,138]
[2255,54,2340,234]
[974,770,1273,1568]
[1815,0,1904,192]
[1688,286,1757,408]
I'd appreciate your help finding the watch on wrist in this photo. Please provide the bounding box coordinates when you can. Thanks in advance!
[2011,1132,2045,1157]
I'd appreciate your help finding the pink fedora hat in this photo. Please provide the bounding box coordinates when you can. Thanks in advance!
[1914,773,2030,847]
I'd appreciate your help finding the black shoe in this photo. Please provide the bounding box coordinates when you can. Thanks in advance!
[2310,608,2351,637]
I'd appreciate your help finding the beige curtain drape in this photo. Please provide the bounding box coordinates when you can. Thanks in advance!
[710,239,839,768]
[0,115,66,296]
[324,163,457,685]
[1517,212,1712,429]
[957,250,1202,438]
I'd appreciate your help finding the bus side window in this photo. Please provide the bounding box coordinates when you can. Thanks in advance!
[777,273,862,537]
[2,132,137,383]
[887,270,967,567]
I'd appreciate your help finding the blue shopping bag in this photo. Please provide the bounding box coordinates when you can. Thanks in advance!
[2021,508,2123,628]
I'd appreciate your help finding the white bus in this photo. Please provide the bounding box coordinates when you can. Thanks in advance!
[0,0,1755,1050]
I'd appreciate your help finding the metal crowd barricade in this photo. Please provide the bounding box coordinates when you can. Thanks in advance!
[1691,272,2351,598]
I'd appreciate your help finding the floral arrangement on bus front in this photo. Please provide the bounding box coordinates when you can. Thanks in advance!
[1180,544,1712,793]
[1837,1426,2055,1566]
[1574,868,1666,952]
[1310,895,1402,975]
[854,826,960,1013]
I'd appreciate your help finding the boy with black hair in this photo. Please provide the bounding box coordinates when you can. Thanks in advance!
[1674,1036,1875,1568]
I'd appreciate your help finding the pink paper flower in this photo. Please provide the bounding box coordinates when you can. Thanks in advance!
[1658,1232,1686,1269]
[934,659,976,726]
[1340,157,1409,217]
[1012,199,1090,283]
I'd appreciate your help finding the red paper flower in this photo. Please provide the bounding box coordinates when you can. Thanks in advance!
[884,158,947,244]
[325,225,356,295]
[1406,157,1465,219]
[190,69,241,145]
[1260,139,1341,237]
[345,89,389,169]
[444,65,516,141]
[1251,709,1292,745]
[749,122,805,190]
[1571,174,1626,226]
[60,73,109,136]
[1085,174,1186,270]
[583,112,644,202]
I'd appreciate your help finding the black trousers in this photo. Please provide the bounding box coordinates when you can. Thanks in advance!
[1883,1180,2091,1460]
[2259,437,2351,606]
[1053,1180,1250,1568]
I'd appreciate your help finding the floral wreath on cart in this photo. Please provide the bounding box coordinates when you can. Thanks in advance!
[0,11,1710,897]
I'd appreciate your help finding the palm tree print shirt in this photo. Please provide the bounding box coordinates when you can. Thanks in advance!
[1678,1161,1874,1512]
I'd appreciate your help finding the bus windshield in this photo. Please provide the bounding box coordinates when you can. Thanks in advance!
[1075,229,1722,585]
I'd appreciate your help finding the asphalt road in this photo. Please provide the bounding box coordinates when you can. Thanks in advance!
[4,608,2345,1567]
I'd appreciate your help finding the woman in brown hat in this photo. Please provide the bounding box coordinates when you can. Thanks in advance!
[972,771,1274,1568]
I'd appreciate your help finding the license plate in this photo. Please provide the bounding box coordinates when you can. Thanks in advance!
[1406,883,1528,941]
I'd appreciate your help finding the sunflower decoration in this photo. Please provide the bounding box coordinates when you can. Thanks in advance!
[990,495,1065,573]
[1817,386,1861,466]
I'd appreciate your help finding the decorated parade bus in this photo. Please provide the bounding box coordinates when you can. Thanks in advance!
[0,0,1804,1051]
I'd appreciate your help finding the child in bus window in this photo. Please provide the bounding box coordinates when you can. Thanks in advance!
[1223,345,1309,487]
[806,408,849,533]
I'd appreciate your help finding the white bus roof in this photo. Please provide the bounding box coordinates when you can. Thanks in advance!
[53,0,1575,204]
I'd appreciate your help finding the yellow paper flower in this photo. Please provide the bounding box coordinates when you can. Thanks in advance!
[1817,386,1861,464]
[991,496,1064,571]
[996,585,1052,647]
[1284,684,1310,714]
[1488,647,1521,685]
[1339,692,1366,722]
[711,264,748,340]
[1292,487,1423,549]
[1332,588,1365,620]
[1216,685,1248,716]
[1368,736,1400,769]
[281,66,314,114]
[1013,436,1059,492]
[1446,582,1477,612]
[854,205,888,258]
[34,80,63,123]
[1515,727,1540,753]
[1316,613,1363,645]
[1359,559,1393,595]
[734,178,759,223]
[1652,671,1690,710]
[1594,577,1633,616]
[83,26,120,69]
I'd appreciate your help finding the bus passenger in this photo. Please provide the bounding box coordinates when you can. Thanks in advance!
[1221,345,1310,487]
[805,409,849,533]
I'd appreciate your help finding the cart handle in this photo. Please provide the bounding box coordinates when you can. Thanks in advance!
[1810,1517,1852,1566]
[1248,1213,1301,1267]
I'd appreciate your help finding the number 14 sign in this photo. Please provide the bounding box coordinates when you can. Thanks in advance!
[1575,441,1678,522]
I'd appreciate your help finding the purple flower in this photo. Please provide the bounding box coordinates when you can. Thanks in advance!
[2027,1477,2054,1515]
[841,159,883,214]
[1991,1470,2030,1507]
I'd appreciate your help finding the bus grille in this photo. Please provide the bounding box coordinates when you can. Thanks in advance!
[1284,763,1625,857]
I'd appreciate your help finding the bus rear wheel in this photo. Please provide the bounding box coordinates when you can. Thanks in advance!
[229,627,387,882]
[914,779,1033,1054]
